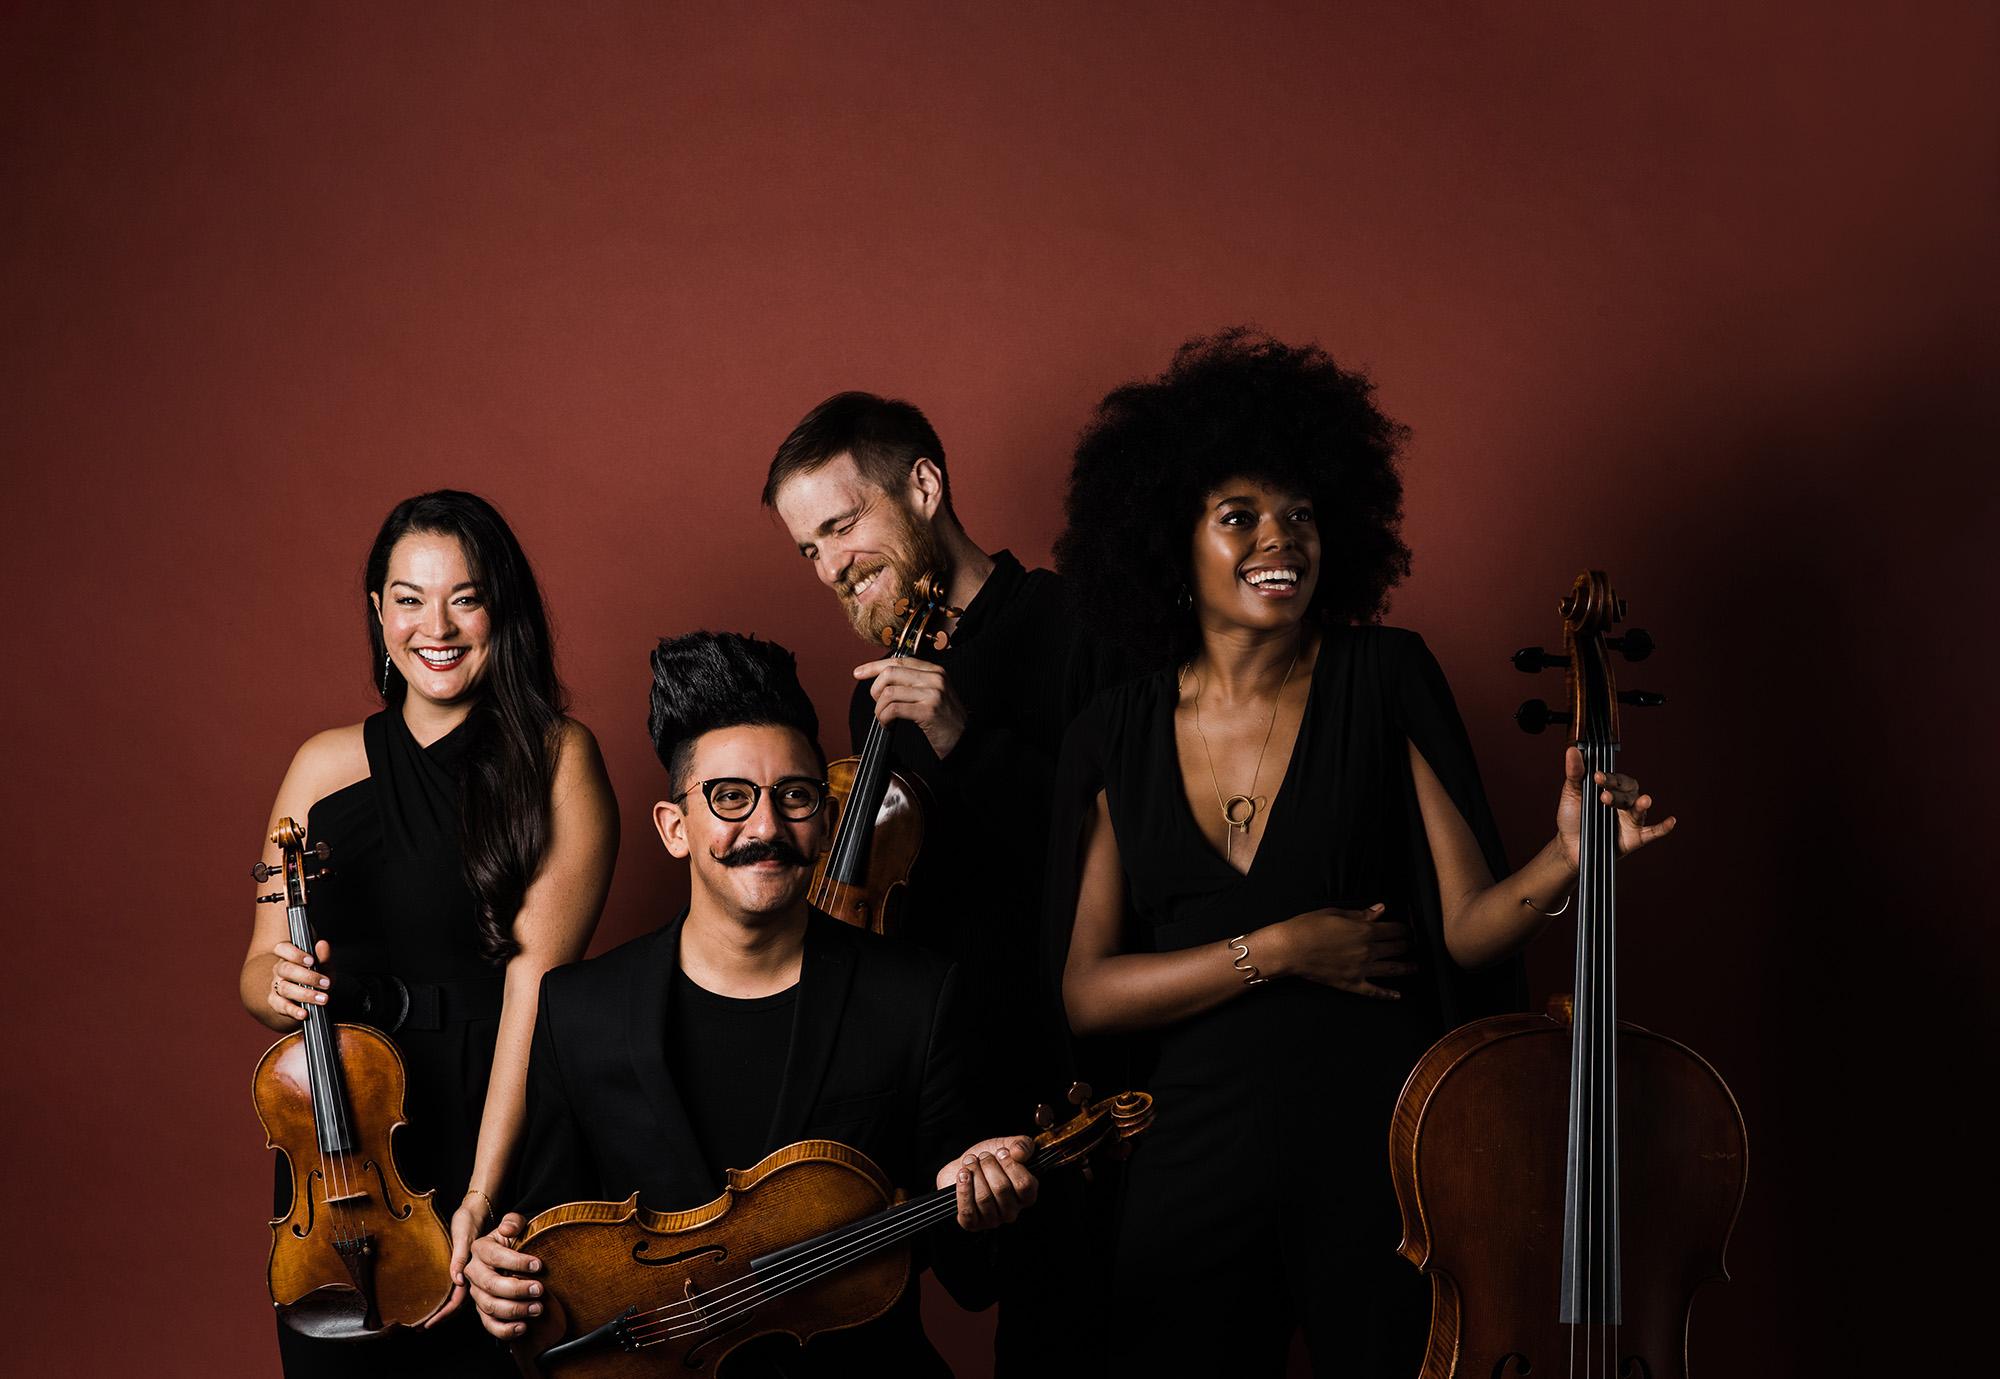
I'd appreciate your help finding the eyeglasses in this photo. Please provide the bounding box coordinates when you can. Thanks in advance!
[672,776,831,822]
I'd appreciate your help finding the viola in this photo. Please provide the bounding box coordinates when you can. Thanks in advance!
[251,817,453,1337]
[1389,572,1748,1377]
[809,572,958,934]
[506,1085,1153,1377]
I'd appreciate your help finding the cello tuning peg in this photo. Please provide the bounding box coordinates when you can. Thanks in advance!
[1514,699,1571,735]
[251,861,280,882]
[1608,628,1654,661]
[1511,646,1566,673]
[256,891,284,905]
[1617,690,1666,708]
[1034,1103,1056,1130]
[1067,1081,1092,1108]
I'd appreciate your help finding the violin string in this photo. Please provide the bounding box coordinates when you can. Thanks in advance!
[622,1187,959,1342]
[294,901,351,1253]
[628,1190,970,1347]
[620,1144,1062,1344]
[622,1155,1039,1340]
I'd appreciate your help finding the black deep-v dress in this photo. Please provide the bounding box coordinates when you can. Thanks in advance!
[1046,626,1523,1377]
[271,709,513,1377]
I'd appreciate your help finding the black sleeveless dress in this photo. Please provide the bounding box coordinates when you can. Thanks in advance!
[272,709,513,1377]
[1044,627,1524,1378]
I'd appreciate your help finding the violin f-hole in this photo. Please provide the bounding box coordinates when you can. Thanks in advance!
[364,1158,415,1219]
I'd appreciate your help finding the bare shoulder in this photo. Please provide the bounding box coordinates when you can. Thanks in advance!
[551,717,615,807]
[286,723,371,807]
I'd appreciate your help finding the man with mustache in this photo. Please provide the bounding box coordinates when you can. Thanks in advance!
[766,393,1125,1375]
[463,631,1037,1376]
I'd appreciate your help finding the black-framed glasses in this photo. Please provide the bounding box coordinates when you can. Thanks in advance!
[672,776,831,822]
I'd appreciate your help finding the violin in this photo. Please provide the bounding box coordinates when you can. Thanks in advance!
[1389,572,1748,1377]
[809,572,958,935]
[251,817,453,1337]
[506,1085,1153,1377]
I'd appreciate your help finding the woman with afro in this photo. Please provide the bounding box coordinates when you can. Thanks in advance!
[1046,329,1675,1375]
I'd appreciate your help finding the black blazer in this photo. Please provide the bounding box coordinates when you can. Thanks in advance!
[513,908,984,1375]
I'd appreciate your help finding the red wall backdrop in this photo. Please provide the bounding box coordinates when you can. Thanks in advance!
[4,3,1993,1374]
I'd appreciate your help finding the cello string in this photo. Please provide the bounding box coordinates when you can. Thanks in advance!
[1597,735,1614,1376]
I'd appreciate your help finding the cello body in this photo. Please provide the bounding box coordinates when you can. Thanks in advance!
[1390,572,1747,1375]
[1390,1009,1747,1377]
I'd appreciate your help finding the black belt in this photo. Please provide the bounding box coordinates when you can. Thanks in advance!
[340,972,505,1033]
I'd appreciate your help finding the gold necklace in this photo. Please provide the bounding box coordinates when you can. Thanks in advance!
[1183,644,1302,864]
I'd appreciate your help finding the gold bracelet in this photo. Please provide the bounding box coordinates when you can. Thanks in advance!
[463,1186,497,1228]
[1227,934,1269,987]
[1521,891,1573,917]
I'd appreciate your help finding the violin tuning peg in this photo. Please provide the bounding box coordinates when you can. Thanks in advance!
[1034,1103,1056,1130]
[877,626,897,648]
[892,597,912,618]
[311,841,332,861]
[1608,628,1654,662]
[1617,690,1666,708]
[931,631,949,651]
[251,861,279,882]
[256,892,284,905]
[1079,1163,1095,1183]
[1067,1081,1092,1108]
[1511,647,1566,673]
[1514,699,1572,735]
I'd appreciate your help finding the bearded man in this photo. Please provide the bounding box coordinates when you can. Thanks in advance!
[765,392,1124,1376]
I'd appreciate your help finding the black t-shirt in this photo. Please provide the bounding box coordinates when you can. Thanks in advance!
[666,969,799,1183]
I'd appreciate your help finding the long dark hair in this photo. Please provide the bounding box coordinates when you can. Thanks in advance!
[364,490,566,963]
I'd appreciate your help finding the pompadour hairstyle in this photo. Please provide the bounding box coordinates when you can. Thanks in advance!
[646,631,822,794]
[761,390,951,510]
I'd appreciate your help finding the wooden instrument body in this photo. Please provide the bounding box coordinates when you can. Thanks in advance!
[510,1141,908,1378]
[811,756,926,934]
[1391,1012,1747,1378]
[253,1021,454,1336]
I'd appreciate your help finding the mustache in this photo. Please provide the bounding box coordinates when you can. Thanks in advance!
[712,839,812,869]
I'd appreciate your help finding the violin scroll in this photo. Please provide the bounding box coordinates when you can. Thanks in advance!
[1030,1087,1155,1172]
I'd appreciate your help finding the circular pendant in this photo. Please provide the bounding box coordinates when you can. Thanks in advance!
[1222,794,1260,830]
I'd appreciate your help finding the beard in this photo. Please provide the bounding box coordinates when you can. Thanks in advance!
[835,504,952,644]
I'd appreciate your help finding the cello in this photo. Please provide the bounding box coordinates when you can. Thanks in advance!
[251,817,454,1337]
[807,571,958,934]
[505,1085,1153,1377]
[1389,572,1747,1377]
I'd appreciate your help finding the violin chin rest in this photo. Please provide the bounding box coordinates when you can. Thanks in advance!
[277,1285,378,1341]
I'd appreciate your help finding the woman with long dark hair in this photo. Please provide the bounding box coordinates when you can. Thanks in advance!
[238,490,619,1375]
[1048,332,1676,1376]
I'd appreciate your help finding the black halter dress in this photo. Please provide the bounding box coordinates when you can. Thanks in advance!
[1044,627,1523,1378]
[272,709,512,1377]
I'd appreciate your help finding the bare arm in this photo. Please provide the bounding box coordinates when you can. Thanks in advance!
[434,719,618,1321]
[237,727,368,1032]
[1413,741,1675,969]
[1061,791,1262,1036]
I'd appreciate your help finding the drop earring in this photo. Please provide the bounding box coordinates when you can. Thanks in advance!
[380,651,392,696]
